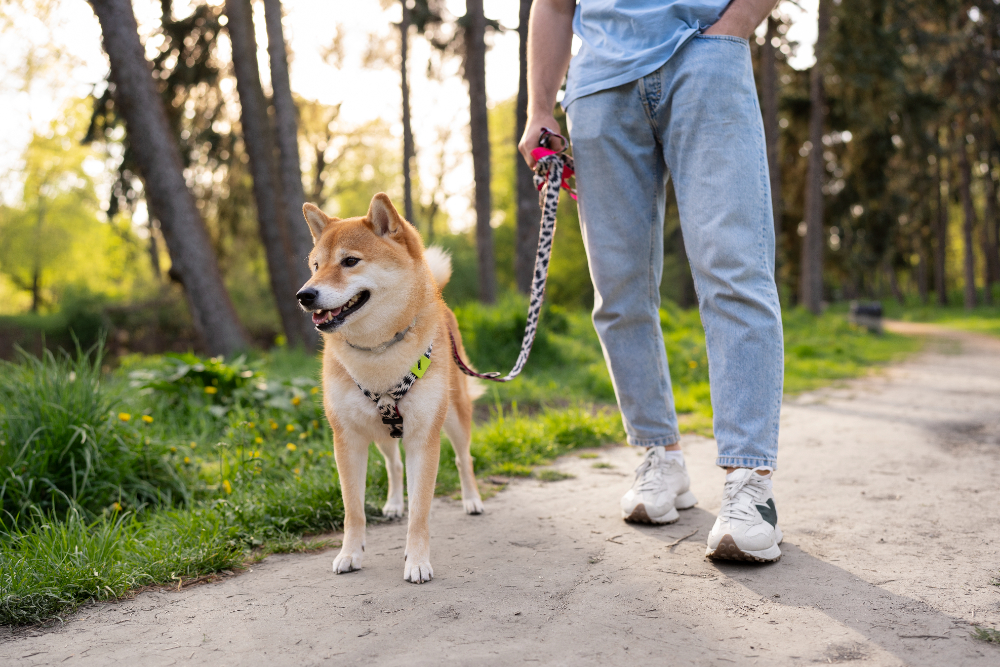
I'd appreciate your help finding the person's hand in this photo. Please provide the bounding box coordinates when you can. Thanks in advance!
[518,115,564,169]
[702,17,754,40]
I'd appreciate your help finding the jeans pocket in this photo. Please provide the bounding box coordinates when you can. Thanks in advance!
[695,33,749,46]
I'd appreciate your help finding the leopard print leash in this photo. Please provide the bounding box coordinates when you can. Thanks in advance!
[449,128,575,383]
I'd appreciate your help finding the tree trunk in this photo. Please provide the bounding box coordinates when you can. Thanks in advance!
[465,0,496,303]
[514,0,538,295]
[983,155,1000,292]
[399,0,416,226]
[760,15,782,274]
[799,0,828,314]
[934,135,949,306]
[88,0,248,355]
[956,125,978,310]
[263,0,318,347]
[226,0,305,347]
[917,241,929,305]
[980,141,999,304]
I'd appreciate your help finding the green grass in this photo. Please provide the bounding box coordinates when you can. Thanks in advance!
[973,627,1000,644]
[0,297,929,625]
[882,302,1000,339]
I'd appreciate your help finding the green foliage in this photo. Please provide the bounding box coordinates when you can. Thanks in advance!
[0,509,243,626]
[783,308,922,393]
[0,346,185,522]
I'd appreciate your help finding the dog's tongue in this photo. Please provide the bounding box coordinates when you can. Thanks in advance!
[312,307,342,325]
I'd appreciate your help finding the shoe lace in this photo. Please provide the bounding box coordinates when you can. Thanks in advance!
[633,453,679,494]
[720,473,769,522]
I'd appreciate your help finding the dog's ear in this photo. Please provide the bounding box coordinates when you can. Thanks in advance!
[302,203,339,242]
[366,193,405,237]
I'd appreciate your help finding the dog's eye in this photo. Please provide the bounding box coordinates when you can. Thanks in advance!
[341,257,360,268]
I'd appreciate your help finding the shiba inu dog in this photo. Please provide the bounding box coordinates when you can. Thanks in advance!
[296,194,485,584]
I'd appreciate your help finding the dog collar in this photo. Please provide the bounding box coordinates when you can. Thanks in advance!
[353,343,432,439]
[345,318,417,354]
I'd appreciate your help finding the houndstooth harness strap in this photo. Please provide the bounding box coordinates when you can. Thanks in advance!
[449,127,575,382]
[354,344,433,439]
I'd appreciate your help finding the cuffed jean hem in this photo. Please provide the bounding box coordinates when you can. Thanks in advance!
[627,433,681,448]
[715,456,778,470]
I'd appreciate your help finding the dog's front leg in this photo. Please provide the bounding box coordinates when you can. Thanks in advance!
[332,428,369,574]
[402,432,441,583]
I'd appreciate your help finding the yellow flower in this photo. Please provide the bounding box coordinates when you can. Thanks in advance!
[118,413,131,422]
[312,420,319,429]
[270,421,278,430]
[184,456,191,464]
[286,424,296,432]
[291,396,301,407]
[111,502,122,511]
[141,415,154,423]
[310,386,319,395]
[688,360,698,369]
[169,446,177,453]
[222,479,232,494]
[190,442,197,449]
[286,443,297,451]
[299,432,307,440]
[247,422,255,429]
[293,468,300,475]
[307,449,314,456]
[254,436,263,444]
[204,386,218,394]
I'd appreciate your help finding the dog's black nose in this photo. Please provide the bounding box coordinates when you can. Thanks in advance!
[296,288,318,307]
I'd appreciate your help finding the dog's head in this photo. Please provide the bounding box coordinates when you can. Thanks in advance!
[296,193,424,336]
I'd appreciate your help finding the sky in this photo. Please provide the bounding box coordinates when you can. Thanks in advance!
[0,0,819,230]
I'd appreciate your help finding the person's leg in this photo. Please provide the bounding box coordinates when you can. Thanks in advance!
[656,34,784,560]
[567,78,697,525]
[566,81,678,449]
[658,34,784,472]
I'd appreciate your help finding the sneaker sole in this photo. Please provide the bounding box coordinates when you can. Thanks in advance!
[705,534,781,562]
[622,491,698,525]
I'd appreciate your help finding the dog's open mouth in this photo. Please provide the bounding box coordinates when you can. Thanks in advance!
[312,291,370,331]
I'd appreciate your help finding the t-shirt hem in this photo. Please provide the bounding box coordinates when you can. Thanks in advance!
[561,27,702,110]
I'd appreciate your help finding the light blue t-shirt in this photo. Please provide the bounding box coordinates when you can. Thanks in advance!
[563,0,731,108]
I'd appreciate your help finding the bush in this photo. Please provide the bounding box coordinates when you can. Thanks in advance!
[0,346,186,522]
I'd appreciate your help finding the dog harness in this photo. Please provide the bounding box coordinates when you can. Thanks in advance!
[449,128,575,382]
[353,343,432,439]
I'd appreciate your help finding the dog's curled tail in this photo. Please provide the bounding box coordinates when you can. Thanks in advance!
[424,246,452,290]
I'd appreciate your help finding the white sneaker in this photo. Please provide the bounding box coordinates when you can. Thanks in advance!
[620,448,698,524]
[705,468,783,562]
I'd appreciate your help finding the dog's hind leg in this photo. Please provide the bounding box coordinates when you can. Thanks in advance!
[444,406,484,515]
[374,439,404,518]
[332,428,369,574]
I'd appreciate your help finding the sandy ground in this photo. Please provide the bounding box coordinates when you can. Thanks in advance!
[2,325,1000,666]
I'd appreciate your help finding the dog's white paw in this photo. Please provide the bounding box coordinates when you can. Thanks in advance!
[403,555,433,584]
[463,497,484,515]
[332,548,363,574]
[382,500,404,519]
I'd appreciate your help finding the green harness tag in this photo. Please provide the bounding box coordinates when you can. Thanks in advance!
[410,355,431,378]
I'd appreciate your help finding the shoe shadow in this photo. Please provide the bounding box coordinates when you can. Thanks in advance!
[707,538,983,665]
[626,507,987,665]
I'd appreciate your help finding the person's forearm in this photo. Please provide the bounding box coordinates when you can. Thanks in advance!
[704,0,778,39]
[526,0,575,119]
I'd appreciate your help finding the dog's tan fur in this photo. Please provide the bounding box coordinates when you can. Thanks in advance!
[298,194,484,584]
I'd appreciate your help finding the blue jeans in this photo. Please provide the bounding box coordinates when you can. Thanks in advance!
[565,34,783,469]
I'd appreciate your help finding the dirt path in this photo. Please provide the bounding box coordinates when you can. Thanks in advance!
[3,325,1000,666]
